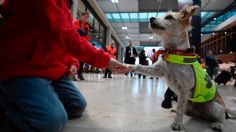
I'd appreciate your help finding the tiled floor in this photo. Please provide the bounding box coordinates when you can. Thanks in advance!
[63,74,236,132]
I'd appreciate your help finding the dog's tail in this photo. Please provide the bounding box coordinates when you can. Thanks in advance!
[226,107,236,118]
[224,97,236,118]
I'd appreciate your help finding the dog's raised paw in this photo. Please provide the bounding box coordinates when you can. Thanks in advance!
[171,121,185,131]
[210,122,223,132]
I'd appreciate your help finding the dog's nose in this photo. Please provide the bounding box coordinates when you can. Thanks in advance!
[150,17,156,23]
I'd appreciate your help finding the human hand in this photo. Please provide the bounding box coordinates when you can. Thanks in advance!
[68,65,77,77]
[124,64,135,72]
[108,58,129,74]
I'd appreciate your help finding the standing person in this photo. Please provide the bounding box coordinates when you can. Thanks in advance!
[103,41,117,78]
[73,12,91,80]
[205,50,219,78]
[0,1,127,132]
[124,41,138,77]
[138,50,147,79]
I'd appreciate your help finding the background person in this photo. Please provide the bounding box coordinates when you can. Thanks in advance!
[205,50,219,78]
[73,12,91,80]
[138,50,147,79]
[124,41,137,77]
[103,41,117,78]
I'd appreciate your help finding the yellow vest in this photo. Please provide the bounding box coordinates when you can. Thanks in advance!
[164,54,217,103]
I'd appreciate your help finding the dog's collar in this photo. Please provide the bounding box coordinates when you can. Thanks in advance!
[155,48,200,64]
[155,48,199,58]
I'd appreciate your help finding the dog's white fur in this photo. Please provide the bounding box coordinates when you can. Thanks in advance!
[128,5,236,131]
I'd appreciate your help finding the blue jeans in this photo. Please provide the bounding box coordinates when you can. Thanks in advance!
[0,75,87,132]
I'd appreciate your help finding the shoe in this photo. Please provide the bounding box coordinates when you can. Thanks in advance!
[78,75,85,80]
[150,77,153,79]
[103,76,107,78]
[161,98,172,109]
[108,76,112,78]
[225,112,230,119]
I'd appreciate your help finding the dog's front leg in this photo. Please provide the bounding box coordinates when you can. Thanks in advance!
[171,89,189,131]
[129,63,167,77]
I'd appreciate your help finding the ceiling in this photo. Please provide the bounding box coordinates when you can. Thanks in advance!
[96,0,235,46]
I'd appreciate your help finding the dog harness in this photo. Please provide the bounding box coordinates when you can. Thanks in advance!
[156,50,216,103]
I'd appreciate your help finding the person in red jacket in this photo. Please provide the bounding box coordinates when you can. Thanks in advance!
[73,12,91,80]
[103,41,117,78]
[73,12,91,41]
[0,0,127,131]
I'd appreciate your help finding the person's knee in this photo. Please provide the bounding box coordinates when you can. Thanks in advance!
[34,108,68,132]
[75,98,87,113]
[68,99,87,119]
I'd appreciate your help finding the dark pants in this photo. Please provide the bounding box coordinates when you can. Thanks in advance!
[0,75,87,132]
[206,67,215,78]
[125,58,136,77]
[104,69,112,77]
[138,74,146,78]
[78,61,84,75]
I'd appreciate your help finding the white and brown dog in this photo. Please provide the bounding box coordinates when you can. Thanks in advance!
[128,5,236,131]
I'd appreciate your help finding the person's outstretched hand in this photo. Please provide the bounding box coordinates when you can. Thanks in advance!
[108,58,129,74]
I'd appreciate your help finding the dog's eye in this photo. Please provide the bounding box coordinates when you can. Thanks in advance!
[165,15,174,20]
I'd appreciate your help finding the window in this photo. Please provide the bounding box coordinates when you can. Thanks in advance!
[76,0,107,48]
[77,0,86,14]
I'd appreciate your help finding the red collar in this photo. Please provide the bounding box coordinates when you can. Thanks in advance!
[155,48,199,59]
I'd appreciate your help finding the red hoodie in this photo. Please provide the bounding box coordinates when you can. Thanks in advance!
[0,0,110,80]
[64,55,80,70]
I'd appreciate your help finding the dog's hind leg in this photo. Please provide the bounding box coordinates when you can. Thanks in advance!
[208,102,225,132]
[226,107,236,117]
[188,101,225,131]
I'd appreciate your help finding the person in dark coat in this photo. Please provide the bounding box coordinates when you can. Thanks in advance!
[205,50,219,78]
[138,50,147,79]
[124,41,138,77]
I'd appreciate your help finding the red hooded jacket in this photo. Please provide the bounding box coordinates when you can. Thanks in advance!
[73,19,91,41]
[0,0,110,80]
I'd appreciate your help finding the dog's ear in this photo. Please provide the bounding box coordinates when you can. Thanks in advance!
[180,5,200,18]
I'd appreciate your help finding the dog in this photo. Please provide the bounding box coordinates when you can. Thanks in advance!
[127,5,236,131]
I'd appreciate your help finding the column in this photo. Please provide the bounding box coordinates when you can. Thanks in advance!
[72,0,79,19]
[191,0,201,55]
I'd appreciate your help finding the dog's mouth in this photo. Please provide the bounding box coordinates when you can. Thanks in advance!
[149,17,166,30]
[150,23,166,30]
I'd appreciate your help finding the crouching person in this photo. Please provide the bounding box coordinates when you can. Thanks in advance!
[0,0,127,131]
